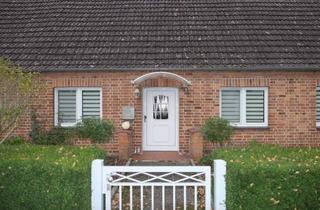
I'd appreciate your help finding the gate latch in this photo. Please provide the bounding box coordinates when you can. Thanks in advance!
[107,176,113,191]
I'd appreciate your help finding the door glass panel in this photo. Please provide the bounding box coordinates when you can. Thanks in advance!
[153,95,169,119]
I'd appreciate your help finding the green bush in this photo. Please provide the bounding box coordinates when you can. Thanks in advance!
[201,117,234,145]
[30,111,46,145]
[201,143,320,210]
[30,112,75,145]
[76,118,114,143]
[31,127,75,145]
[31,131,49,145]
[31,112,114,145]
[46,127,75,145]
[0,145,105,210]
[3,136,27,145]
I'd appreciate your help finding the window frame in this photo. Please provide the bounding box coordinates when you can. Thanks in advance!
[54,87,102,127]
[316,87,320,127]
[220,87,268,128]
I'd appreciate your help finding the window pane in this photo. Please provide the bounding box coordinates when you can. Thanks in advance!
[246,90,265,123]
[153,95,169,120]
[82,90,101,119]
[58,90,76,123]
[317,87,320,122]
[221,90,240,123]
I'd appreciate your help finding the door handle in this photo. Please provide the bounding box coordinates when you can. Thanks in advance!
[144,115,147,122]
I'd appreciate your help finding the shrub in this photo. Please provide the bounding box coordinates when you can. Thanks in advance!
[31,131,48,145]
[3,136,27,145]
[201,117,234,145]
[31,112,76,145]
[201,144,320,210]
[46,127,75,145]
[0,144,105,210]
[31,113,114,145]
[76,118,114,143]
[30,111,47,145]
[31,127,75,145]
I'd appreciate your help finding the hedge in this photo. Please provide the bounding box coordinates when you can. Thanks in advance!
[0,145,105,210]
[202,143,320,210]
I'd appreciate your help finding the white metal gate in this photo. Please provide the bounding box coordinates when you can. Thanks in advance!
[92,160,226,210]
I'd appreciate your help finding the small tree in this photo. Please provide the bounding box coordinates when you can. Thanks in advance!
[0,58,40,144]
[201,117,234,146]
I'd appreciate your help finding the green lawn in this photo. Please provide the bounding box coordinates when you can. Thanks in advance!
[202,143,320,210]
[0,144,105,210]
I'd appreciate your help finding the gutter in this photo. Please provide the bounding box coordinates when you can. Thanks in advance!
[26,65,320,73]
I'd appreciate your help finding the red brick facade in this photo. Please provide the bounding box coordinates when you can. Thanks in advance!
[15,70,320,156]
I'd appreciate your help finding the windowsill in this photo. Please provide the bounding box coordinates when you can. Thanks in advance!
[232,125,269,129]
[54,123,77,128]
[55,117,102,128]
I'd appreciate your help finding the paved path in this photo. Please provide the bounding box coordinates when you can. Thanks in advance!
[131,160,190,166]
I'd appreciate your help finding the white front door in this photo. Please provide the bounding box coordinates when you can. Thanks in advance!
[143,88,179,151]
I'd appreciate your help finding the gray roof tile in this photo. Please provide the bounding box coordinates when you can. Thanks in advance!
[1,0,320,71]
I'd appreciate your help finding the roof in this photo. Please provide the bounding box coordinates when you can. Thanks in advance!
[1,0,320,72]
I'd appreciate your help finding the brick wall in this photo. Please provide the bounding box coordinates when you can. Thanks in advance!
[15,70,320,156]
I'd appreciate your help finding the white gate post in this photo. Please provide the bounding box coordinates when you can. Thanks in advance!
[92,159,104,210]
[205,166,212,210]
[214,160,227,210]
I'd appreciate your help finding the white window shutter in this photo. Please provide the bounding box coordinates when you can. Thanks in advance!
[58,90,77,123]
[221,90,241,123]
[317,87,320,123]
[246,90,265,123]
[82,90,101,119]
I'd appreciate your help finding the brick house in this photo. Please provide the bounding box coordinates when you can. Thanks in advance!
[1,0,320,160]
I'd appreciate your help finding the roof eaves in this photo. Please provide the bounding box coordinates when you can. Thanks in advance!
[32,65,320,73]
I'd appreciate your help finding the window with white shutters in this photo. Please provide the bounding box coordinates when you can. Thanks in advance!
[221,90,240,123]
[58,90,77,124]
[82,90,101,119]
[246,90,265,123]
[317,87,320,127]
[220,88,268,127]
[55,88,102,127]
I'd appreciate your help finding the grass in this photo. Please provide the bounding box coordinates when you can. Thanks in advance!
[201,143,320,210]
[0,144,105,210]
